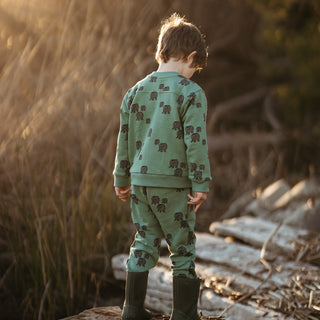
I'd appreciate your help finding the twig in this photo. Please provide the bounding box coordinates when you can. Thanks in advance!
[216,222,282,318]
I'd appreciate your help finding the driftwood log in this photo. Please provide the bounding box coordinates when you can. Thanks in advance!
[62,215,319,320]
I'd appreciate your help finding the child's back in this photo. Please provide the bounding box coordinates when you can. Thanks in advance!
[115,71,210,192]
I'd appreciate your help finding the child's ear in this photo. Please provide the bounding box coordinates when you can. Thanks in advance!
[186,51,197,63]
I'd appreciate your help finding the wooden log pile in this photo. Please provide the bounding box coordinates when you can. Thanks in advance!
[110,215,319,320]
[62,179,320,320]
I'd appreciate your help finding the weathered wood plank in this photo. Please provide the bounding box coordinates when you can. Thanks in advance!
[111,254,294,320]
[209,216,311,257]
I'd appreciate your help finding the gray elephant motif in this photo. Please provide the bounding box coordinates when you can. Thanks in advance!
[159,84,164,89]
[174,212,183,221]
[193,171,202,181]
[202,139,206,145]
[140,166,148,174]
[176,130,184,139]
[185,125,194,135]
[136,140,142,149]
[136,112,144,121]
[180,220,189,228]
[131,104,139,113]
[196,126,202,133]
[177,95,184,104]
[163,86,169,91]
[199,164,205,170]
[180,79,190,86]
[196,103,201,108]
[120,160,130,168]
[151,196,160,204]
[138,230,146,238]
[190,163,197,172]
[191,133,200,142]
[121,124,128,133]
[158,143,167,152]
[174,168,183,177]
[150,76,157,82]
[150,91,158,100]
[172,121,181,130]
[162,105,171,114]
[169,159,179,168]
[178,246,187,255]
[137,257,146,267]
[134,250,142,258]
[157,203,166,213]
[141,105,146,111]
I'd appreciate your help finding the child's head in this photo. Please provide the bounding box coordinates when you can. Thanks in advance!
[156,13,207,71]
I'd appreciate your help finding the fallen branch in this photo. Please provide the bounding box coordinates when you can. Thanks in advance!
[207,88,268,130]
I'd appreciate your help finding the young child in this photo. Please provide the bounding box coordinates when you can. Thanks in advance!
[113,13,211,320]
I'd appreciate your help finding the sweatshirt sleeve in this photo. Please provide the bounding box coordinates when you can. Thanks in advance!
[181,89,212,192]
[113,91,131,187]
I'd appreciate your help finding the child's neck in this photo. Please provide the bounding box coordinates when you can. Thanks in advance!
[157,60,185,76]
[157,58,195,79]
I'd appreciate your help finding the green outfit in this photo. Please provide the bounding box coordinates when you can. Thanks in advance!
[114,71,211,192]
[114,71,211,319]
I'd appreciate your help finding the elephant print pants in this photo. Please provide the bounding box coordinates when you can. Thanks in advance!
[127,185,197,279]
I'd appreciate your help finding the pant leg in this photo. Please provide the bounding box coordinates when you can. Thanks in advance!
[127,185,164,272]
[147,187,197,279]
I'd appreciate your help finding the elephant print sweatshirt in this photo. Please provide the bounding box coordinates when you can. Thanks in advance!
[113,71,212,192]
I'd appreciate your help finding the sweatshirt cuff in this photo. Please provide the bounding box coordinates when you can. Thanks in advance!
[114,175,130,187]
[192,181,210,193]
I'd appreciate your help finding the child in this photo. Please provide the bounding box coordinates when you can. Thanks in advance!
[113,13,211,320]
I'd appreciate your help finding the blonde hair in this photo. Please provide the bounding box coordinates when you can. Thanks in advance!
[156,13,207,70]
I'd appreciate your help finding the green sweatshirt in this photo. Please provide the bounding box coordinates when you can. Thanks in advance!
[113,71,212,192]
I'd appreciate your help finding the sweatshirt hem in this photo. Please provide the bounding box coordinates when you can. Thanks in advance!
[131,173,192,188]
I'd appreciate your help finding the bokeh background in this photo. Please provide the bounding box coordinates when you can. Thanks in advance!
[0,0,319,319]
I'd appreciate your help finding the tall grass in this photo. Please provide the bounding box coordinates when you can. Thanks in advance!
[0,1,173,318]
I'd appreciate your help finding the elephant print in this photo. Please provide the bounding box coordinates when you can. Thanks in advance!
[185,125,194,135]
[191,133,200,142]
[177,95,184,104]
[158,143,167,152]
[176,130,184,139]
[151,196,160,205]
[180,78,190,86]
[121,124,128,133]
[193,171,202,181]
[140,166,148,174]
[150,91,158,100]
[172,121,181,130]
[131,104,139,113]
[169,159,179,168]
[162,105,171,114]
[150,76,157,82]
[136,112,144,121]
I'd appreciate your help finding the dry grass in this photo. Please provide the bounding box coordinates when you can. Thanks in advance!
[0,1,173,319]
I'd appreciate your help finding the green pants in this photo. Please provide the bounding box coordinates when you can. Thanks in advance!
[127,185,197,279]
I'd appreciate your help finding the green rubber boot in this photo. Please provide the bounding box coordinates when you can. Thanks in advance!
[121,271,152,320]
[169,277,201,320]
